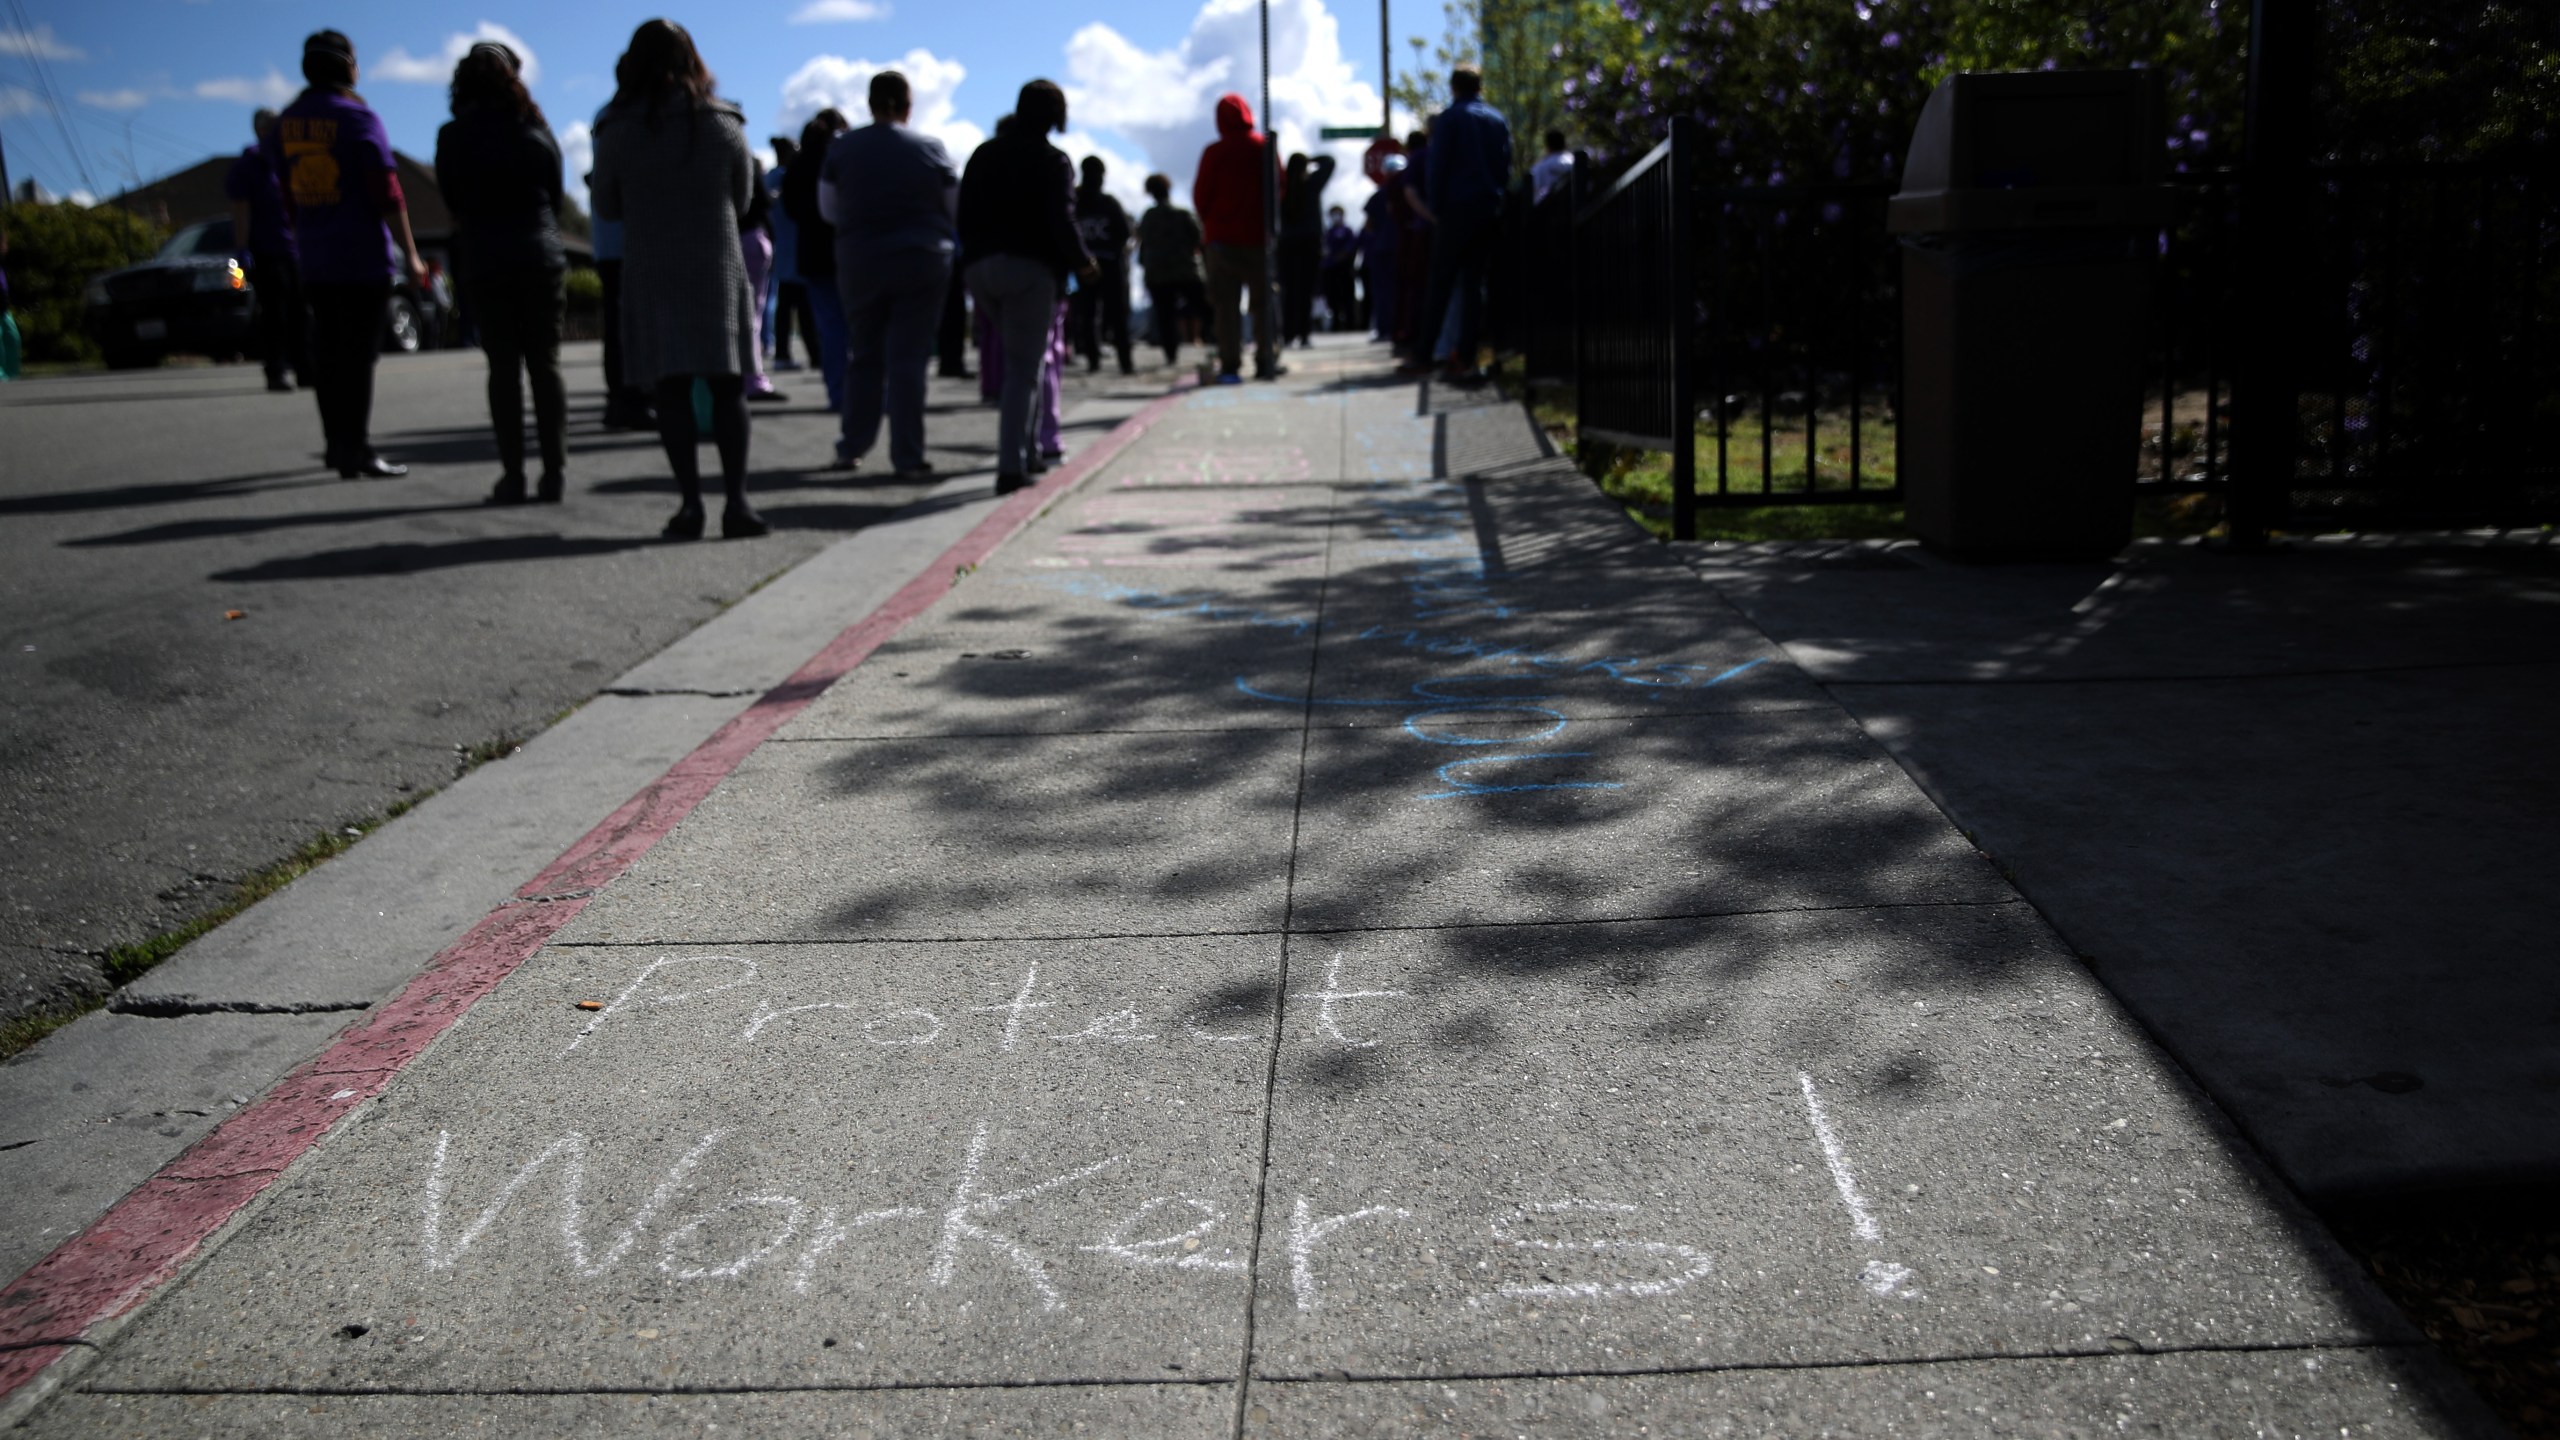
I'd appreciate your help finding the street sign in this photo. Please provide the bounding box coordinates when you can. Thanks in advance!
[1319,125,1385,140]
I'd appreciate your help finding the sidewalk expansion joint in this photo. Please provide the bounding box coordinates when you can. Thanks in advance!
[1240,1338,2428,1387]
[62,1339,2420,1398]
[106,997,373,1018]
[76,1376,1236,1398]
[597,686,766,699]
[1823,653,2560,688]
[499,889,599,907]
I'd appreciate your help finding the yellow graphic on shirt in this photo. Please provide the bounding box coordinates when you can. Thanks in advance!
[279,117,343,209]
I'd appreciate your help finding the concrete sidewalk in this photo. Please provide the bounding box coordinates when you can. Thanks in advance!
[1683,534,2560,1203]
[7,348,2500,1436]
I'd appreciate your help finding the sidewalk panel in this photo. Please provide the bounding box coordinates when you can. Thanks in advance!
[1249,906,2392,1380]
[76,936,1279,1392]
[38,1385,1231,1438]
[555,731,1302,945]
[1286,712,2010,932]
[1242,1347,2492,1438]
[780,611,1317,739]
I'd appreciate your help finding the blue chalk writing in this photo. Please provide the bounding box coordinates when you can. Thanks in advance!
[1422,753,1626,801]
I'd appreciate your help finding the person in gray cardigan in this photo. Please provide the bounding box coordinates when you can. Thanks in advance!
[817,69,959,478]
[589,20,765,540]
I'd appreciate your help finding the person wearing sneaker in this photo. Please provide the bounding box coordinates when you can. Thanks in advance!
[957,80,1093,496]
[436,42,570,506]
[590,20,766,540]
[264,30,429,478]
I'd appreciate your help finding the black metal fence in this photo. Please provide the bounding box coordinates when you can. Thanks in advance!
[1501,124,2560,538]
[1701,182,1901,512]
[2149,163,2560,520]
[1570,117,1698,534]
[1503,118,1903,539]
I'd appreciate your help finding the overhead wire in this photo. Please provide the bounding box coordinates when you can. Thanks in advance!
[5,0,97,195]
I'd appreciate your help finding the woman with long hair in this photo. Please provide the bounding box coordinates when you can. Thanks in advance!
[436,42,569,505]
[589,20,765,539]
[263,30,430,478]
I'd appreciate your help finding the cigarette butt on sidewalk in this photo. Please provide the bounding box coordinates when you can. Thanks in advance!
[574,1000,604,1011]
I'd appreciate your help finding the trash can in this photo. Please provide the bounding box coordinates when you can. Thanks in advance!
[1888,71,2164,559]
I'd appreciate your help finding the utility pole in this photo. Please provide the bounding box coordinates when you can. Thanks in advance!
[1259,0,1279,377]
[1381,0,1392,135]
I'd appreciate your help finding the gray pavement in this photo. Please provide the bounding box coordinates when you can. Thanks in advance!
[0,345,1176,1288]
[6,346,2502,1435]
[0,341,1174,1021]
[1685,536,2560,1201]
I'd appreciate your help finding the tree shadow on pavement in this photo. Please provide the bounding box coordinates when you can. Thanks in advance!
[64,503,490,546]
[0,466,334,516]
[207,532,669,580]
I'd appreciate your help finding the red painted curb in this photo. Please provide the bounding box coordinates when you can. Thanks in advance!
[0,380,1197,1404]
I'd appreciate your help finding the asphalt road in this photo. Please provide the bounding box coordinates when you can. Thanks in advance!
[0,339,1177,1023]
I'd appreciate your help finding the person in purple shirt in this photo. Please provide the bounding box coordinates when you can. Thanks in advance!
[263,30,429,478]
[227,109,305,392]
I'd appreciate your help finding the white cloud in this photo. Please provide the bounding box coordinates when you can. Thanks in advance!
[0,25,83,61]
[1062,0,1396,212]
[0,83,48,117]
[791,0,892,22]
[65,187,96,207]
[78,87,150,111]
[194,70,296,108]
[777,49,982,159]
[559,120,594,212]
[373,22,541,87]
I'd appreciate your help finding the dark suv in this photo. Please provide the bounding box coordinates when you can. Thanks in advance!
[84,220,254,369]
[83,219,447,370]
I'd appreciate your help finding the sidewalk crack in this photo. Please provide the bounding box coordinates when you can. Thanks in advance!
[107,998,373,1018]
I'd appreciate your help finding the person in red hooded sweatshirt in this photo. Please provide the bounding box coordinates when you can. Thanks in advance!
[1193,93,1284,383]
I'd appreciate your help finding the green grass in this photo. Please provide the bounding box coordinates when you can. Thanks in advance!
[1508,364,2229,544]
[0,707,577,1061]
[1582,410,1907,542]
[0,807,413,1060]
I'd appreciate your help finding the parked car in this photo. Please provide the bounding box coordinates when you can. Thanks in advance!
[83,219,449,370]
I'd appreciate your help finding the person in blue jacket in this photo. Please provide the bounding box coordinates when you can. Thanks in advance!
[1414,66,1512,382]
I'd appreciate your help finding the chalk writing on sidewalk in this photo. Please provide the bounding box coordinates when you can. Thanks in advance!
[552,955,1412,1058]
[1799,1071,1923,1300]
[1467,1199,1714,1304]
[416,1122,1758,1322]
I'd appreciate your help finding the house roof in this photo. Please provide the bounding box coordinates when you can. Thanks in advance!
[104,150,590,261]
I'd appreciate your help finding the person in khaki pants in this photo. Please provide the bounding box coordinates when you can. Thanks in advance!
[1192,92,1282,382]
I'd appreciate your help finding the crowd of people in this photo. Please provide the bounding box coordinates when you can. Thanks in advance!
[215,22,1531,534]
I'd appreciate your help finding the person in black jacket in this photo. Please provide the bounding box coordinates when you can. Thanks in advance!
[782,108,850,417]
[1070,156,1133,375]
[958,80,1092,494]
[1276,150,1335,347]
[435,42,568,504]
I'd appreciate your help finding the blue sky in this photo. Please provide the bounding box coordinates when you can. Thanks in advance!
[1,0,1410,213]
